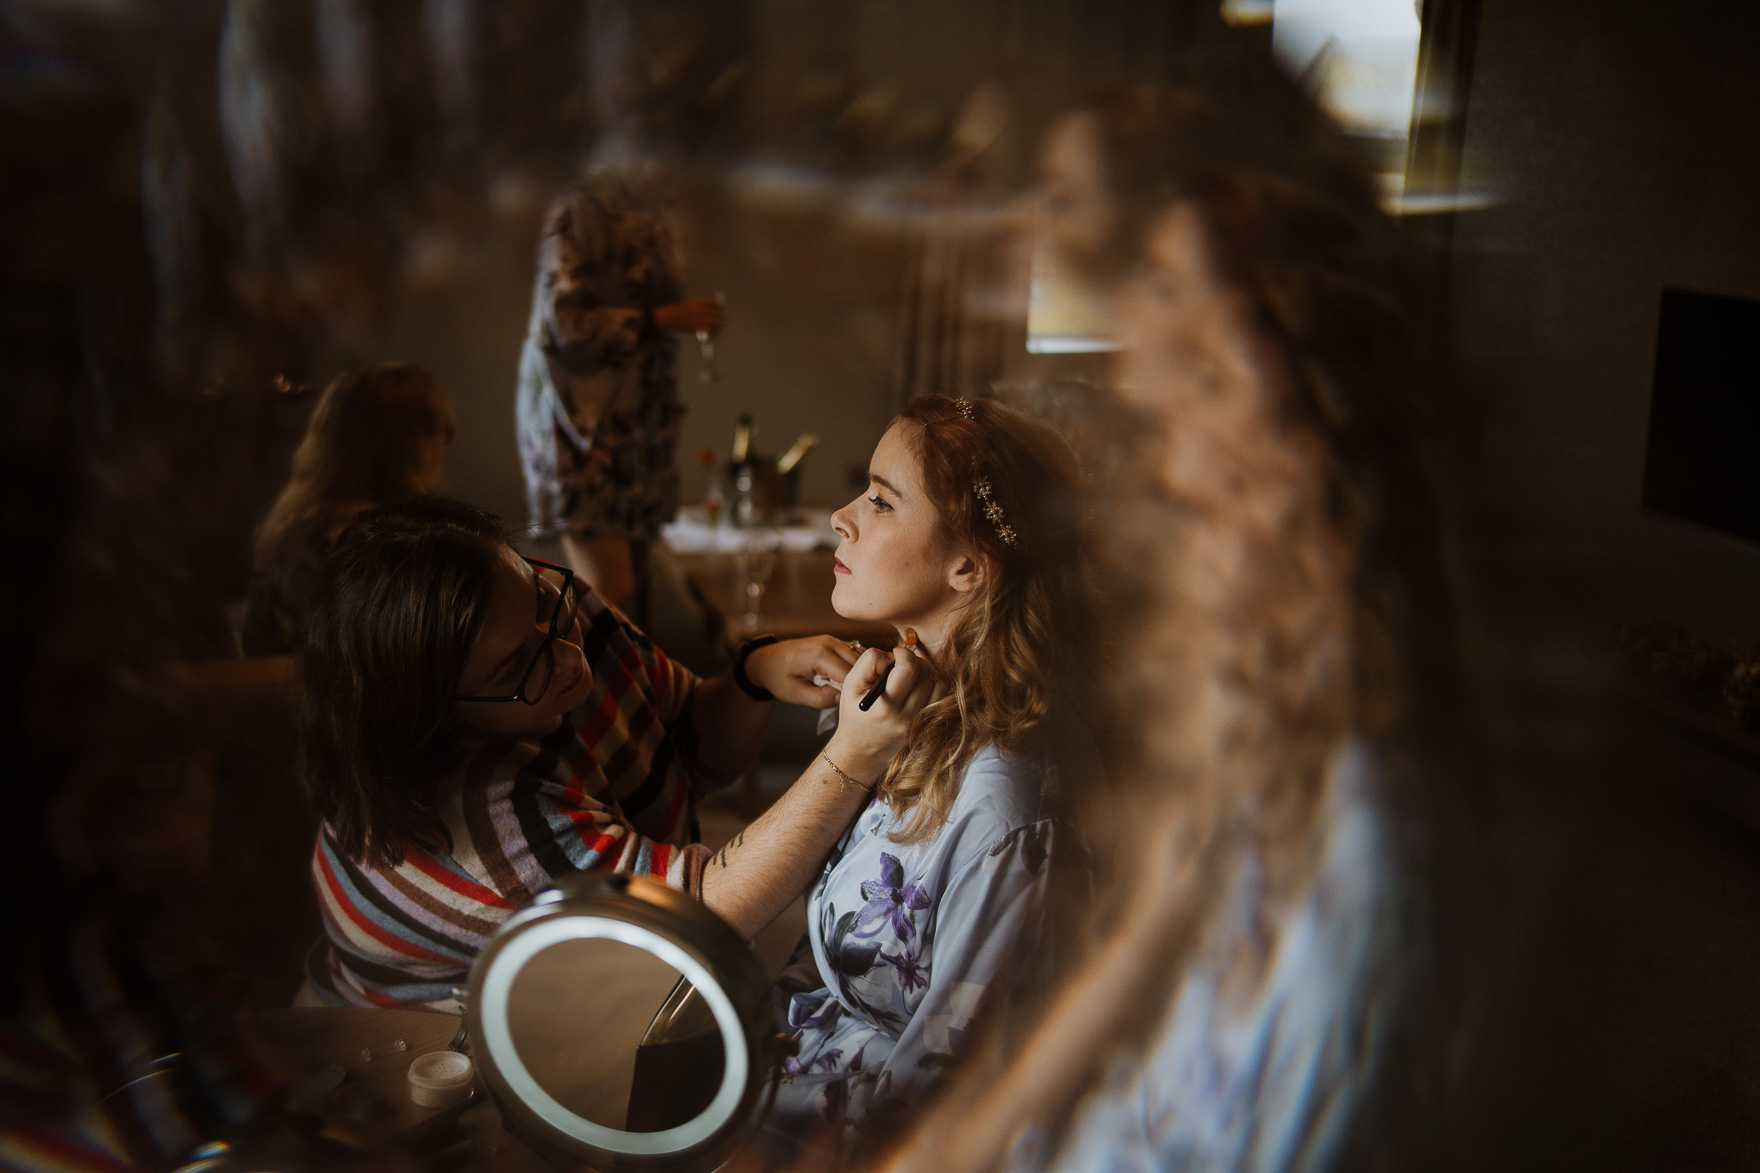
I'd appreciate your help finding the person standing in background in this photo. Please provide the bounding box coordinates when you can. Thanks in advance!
[517,170,723,621]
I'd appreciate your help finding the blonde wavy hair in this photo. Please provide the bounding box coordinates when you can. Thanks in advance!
[874,394,1098,844]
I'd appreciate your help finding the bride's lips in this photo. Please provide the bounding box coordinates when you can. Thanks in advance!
[833,557,851,575]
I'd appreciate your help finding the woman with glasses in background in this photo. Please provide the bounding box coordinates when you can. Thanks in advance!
[295,495,937,1010]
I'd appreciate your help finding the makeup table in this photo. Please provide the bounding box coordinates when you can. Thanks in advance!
[253,1007,549,1171]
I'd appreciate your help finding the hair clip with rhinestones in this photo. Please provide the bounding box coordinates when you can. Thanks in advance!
[972,475,1018,548]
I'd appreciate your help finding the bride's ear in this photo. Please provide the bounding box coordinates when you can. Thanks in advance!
[946,546,990,595]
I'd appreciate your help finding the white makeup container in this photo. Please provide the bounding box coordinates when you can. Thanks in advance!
[407,1050,475,1108]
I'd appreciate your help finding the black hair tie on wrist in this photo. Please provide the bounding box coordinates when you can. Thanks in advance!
[733,634,779,702]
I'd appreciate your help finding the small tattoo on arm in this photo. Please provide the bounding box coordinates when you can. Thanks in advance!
[711,831,743,872]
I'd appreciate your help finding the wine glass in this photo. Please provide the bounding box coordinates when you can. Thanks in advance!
[739,528,779,631]
[697,290,725,386]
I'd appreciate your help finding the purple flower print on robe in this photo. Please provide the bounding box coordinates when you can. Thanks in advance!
[855,852,931,941]
[766,742,1071,1141]
[880,947,931,994]
[787,992,844,1034]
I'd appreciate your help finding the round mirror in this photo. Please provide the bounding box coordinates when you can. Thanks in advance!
[467,873,776,1170]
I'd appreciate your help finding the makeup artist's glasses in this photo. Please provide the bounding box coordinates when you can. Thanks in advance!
[454,557,579,706]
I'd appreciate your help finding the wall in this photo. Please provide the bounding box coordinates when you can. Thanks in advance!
[1444,0,1760,644]
[398,0,1227,530]
[1440,9,1760,1163]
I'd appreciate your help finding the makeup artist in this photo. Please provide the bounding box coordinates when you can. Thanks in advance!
[294,495,934,1011]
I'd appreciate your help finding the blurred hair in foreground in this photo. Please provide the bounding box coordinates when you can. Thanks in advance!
[874,49,1482,1173]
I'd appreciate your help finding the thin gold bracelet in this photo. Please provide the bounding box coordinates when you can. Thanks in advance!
[820,749,873,793]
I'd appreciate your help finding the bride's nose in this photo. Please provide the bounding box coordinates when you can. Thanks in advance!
[831,502,855,541]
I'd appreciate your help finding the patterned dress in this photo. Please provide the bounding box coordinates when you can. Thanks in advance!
[305,590,717,1012]
[516,193,686,542]
[769,740,1075,1143]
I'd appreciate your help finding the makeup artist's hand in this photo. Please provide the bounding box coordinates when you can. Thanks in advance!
[824,643,941,786]
[653,298,725,334]
[744,635,861,708]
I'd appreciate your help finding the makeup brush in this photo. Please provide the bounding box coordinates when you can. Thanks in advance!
[859,630,917,711]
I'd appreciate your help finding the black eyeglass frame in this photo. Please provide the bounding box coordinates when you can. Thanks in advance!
[453,556,578,706]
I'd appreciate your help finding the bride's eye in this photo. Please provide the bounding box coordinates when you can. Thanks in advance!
[868,494,892,513]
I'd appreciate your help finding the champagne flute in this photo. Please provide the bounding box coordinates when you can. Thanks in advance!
[739,528,779,631]
[697,290,725,386]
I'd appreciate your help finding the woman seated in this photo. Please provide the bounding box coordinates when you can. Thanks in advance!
[884,73,1465,1173]
[768,394,1099,1144]
[295,495,935,1010]
[243,362,454,656]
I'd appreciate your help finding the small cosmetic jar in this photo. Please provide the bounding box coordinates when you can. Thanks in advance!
[407,1050,474,1108]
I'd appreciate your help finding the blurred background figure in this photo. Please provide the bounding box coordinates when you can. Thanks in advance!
[517,170,724,621]
[242,362,454,655]
[884,63,1470,1172]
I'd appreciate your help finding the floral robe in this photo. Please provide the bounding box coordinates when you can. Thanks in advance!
[1018,742,1414,1173]
[769,742,1067,1142]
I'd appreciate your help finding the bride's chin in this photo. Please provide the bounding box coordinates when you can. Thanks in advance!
[829,587,873,624]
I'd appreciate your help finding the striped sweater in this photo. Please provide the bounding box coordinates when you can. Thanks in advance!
[306,596,716,1011]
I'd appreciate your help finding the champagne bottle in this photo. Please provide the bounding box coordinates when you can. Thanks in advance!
[728,413,757,527]
[775,433,818,476]
[730,413,752,465]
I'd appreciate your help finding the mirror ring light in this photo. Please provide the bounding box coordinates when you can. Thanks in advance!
[467,873,774,1170]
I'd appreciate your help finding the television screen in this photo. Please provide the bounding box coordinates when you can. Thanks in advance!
[1641,287,1760,543]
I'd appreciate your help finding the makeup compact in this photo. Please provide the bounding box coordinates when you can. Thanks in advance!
[406,1050,474,1108]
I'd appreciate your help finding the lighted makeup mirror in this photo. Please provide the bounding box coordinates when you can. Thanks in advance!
[466,873,778,1171]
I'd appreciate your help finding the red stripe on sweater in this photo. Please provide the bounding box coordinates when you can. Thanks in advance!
[576,828,623,861]
[317,850,457,966]
[644,646,670,698]
[404,851,516,910]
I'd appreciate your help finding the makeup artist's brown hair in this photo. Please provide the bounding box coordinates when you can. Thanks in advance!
[876,394,1097,843]
[246,363,453,653]
[296,496,504,868]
